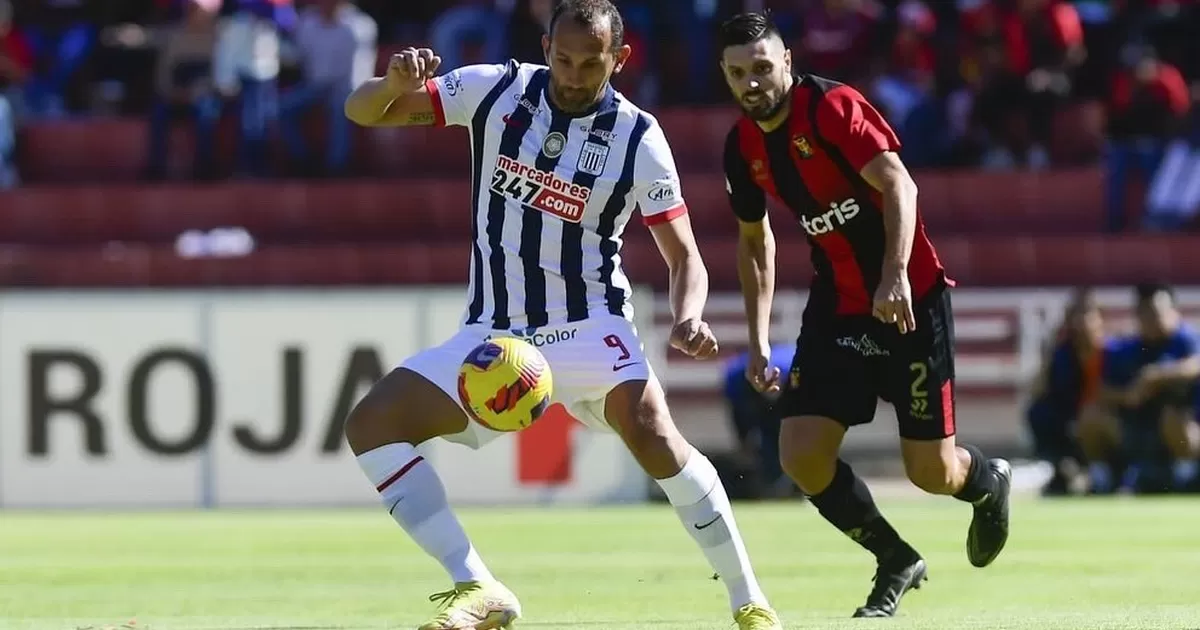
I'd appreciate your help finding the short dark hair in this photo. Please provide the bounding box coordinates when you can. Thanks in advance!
[719,11,783,50]
[549,0,625,50]
[1135,281,1174,306]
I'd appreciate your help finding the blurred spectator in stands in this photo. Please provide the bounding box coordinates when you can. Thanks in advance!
[279,0,376,178]
[794,0,883,89]
[1103,43,1190,231]
[977,81,1050,170]
[870,0,942,167]
[1025,287,1106,495]
[429,1,508,70]
[90,1,173,116]
[1143,80,1199,231]
[145,0,221,181]
[214,0,295,178]
[951,0,1083,170]
[1012,0,1085,150]
[639,0,723,104]
[722,343,797,498]
[0,0,28,188]
[946,1,1010,167]
[1084,282,1200,494]
[504,0,551,64]
[18,0,97,118]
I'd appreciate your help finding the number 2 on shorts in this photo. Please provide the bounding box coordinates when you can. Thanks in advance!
[909,362,929,417]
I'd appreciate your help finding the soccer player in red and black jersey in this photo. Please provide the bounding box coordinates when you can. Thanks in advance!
[717,12,1013,618]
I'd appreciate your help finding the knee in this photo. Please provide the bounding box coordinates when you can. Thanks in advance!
[1160,410,1200,458]
[343,394,386,453]
[342,375,425,454]
[619,412,679,460]
[1076,406,1117,443]
[608,388,688,477]
[904,456,957,495]
[778,427,837,495]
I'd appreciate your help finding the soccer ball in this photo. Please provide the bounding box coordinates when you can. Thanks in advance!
[457,337,553,432]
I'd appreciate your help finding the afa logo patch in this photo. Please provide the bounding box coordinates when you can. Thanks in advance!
[542,132,566,159]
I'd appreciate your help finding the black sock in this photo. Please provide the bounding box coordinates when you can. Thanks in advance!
[808,459,917,563]
[954,444,999,504]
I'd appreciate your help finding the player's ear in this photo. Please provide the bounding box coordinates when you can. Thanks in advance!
[783,48,792,74]
[612,44,632,74]
[541,33,550,62]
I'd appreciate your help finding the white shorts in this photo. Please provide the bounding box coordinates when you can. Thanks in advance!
[398,313,653,449]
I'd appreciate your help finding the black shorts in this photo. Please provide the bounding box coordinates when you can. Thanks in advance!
[775,285,957,441]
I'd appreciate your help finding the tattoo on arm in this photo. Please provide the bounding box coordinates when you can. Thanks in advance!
[408,111,435,125]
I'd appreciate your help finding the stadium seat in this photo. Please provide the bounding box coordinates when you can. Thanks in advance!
[0,168,1111,246]
[9,111,1110,240]
[0,181,475,245]
[914,168,1104,234]
[0,243,470,286]
[1,234,1199,289]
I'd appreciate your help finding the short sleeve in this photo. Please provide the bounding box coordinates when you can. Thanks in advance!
[425,62,514,128]
[814,85,901,172]
[633,118,687,226]
[1172,326,1200,357]
[723,126,766,223]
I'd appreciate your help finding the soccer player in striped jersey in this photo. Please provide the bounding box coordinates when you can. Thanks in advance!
[717,12,1012,619]
[342,2,781,629]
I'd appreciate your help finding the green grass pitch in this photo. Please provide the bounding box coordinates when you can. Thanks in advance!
[2,498,1198,630]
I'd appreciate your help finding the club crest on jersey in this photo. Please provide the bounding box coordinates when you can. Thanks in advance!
[576,141,610,176]
[792,135,813,158]
[542,132,567,159]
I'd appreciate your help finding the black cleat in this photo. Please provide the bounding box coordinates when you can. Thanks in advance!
[852,554,927,618]
[967,458,1012,568]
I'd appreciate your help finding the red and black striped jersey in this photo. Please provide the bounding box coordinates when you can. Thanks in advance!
[723,74,951,316]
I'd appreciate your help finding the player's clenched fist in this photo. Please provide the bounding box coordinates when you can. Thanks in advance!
[386,47,442,94]
[670,318,719,360]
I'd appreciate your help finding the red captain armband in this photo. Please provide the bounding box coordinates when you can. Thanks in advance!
[424,79,447,127]
[642,203,687,226]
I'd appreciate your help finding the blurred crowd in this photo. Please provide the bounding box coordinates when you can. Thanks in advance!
[0,0,1196,226]
[1027,284,1200,496]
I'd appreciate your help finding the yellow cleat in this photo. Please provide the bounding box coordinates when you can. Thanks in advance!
[734,603,783,630]
[418,580,521,630]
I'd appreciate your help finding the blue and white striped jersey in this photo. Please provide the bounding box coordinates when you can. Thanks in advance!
[426,60,687,330]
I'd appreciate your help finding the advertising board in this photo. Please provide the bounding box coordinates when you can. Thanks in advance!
[0,290,652,508]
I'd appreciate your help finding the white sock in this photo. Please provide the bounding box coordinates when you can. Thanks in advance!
[356,443,494,584]
[656,449,768,612]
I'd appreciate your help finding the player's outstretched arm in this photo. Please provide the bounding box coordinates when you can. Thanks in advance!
[649,214,719,359]
[860,152,918,274]
[735,215,775,359]
[344,48,441,127]
[651,214,708,324]
[637,119,717,359]
[722,126,775,388]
